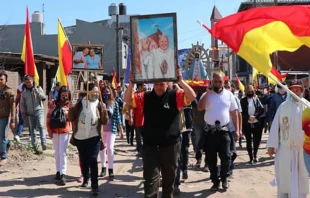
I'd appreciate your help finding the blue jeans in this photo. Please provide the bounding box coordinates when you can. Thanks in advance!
[16,111,24,137]
[0,117,9,159]
[28,110,46,148]
[304,150,310,176]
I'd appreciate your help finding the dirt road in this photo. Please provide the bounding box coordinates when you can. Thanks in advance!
[0,133,280,198]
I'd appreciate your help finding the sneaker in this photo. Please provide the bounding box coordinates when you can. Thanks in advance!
[108,169,114,178]
[195,160,201,168]
[81,180,89,187]
[182,171,188,180]
[91,186,99,195]
[174,185,181,195]
[60,174,66,185]
[42,144,47,151]
[136,151,143,158]
[55,172,61,180]
[253,157,259,163]
[14,135,21,143]
[222,180,229,190]
[203,164,209,172]
[77,176,83,183]
[210,182,220,191]
[99,167,106,177]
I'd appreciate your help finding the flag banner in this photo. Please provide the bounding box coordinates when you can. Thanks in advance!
[56,19,72,87]
[21,6,39,85]
[112,70,117,89]
[235,73,245,92]
[199,6,310,78]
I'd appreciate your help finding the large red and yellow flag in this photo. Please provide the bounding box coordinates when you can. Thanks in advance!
[56,19,72,86]
[21,7,39,85]
[199,6,310,79]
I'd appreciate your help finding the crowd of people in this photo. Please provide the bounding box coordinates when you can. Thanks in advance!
[0,69,310,197]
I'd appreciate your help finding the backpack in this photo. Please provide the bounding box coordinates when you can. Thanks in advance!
[50,105,67,129]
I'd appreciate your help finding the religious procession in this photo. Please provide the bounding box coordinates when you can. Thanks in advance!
[1,1,310,198]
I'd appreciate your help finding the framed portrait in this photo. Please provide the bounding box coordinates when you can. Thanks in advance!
[257,74,269,88]
[130,13,178,83]
[72,44,104,71]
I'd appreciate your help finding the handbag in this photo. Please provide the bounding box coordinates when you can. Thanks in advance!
[69,135,77,146]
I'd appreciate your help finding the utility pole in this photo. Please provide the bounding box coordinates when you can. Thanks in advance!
[254,0,256,8]
[274,0,279,70]
[116,13,120,83]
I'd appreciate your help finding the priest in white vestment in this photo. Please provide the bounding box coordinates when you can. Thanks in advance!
[267,80,310,198]
[150,35,175,79]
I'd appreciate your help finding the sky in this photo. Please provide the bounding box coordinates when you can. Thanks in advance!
[138,16,174,49]
[0,0,244,50]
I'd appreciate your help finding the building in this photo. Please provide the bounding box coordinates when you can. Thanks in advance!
[210,5,237,81]
[236,0,310,85]
[0,4,131,93]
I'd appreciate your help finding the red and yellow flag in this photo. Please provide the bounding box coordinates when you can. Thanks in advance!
[235,73,245,92]
[56,19,72,87]
[199,6,310,79]
[21,6,39,85]
[112,70,117,89]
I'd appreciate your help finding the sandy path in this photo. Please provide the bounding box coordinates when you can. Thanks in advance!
[0,134,283,198]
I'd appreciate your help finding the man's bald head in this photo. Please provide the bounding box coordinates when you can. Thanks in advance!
[213,72,223,80]
[212,72,224,93]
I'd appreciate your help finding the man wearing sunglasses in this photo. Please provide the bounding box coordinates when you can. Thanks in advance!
[197,72,239,191]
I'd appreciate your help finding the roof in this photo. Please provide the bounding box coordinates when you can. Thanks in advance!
[0,52,58,66]
[238,0,310,11]
[210,6,223,21]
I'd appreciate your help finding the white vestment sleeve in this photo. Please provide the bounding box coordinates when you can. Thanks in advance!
[267,107,280,149]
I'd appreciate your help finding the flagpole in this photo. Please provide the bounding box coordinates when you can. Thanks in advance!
[268,74,310,108]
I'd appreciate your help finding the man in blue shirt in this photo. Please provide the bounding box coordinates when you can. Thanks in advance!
[267,82,287,126]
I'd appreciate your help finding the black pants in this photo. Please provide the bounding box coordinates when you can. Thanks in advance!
[180,131,190,171]
[244,122,262,161]
[76,136,100,188]
[143,142,180,198]
[125,120,134,145]
[135,126,143,152]
[259,117,266,131]
[205,130,231,183]
[228,132,237,171]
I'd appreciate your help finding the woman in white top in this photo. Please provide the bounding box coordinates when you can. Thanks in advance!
[240,85,264,164]
[68,83,108,196]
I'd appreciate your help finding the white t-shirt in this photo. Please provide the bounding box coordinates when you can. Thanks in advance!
[229,96,242,132]
[247,98,259,123]
[201,89,238,126]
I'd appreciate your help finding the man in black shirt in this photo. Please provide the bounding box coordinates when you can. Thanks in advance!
[124,70,196,198]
